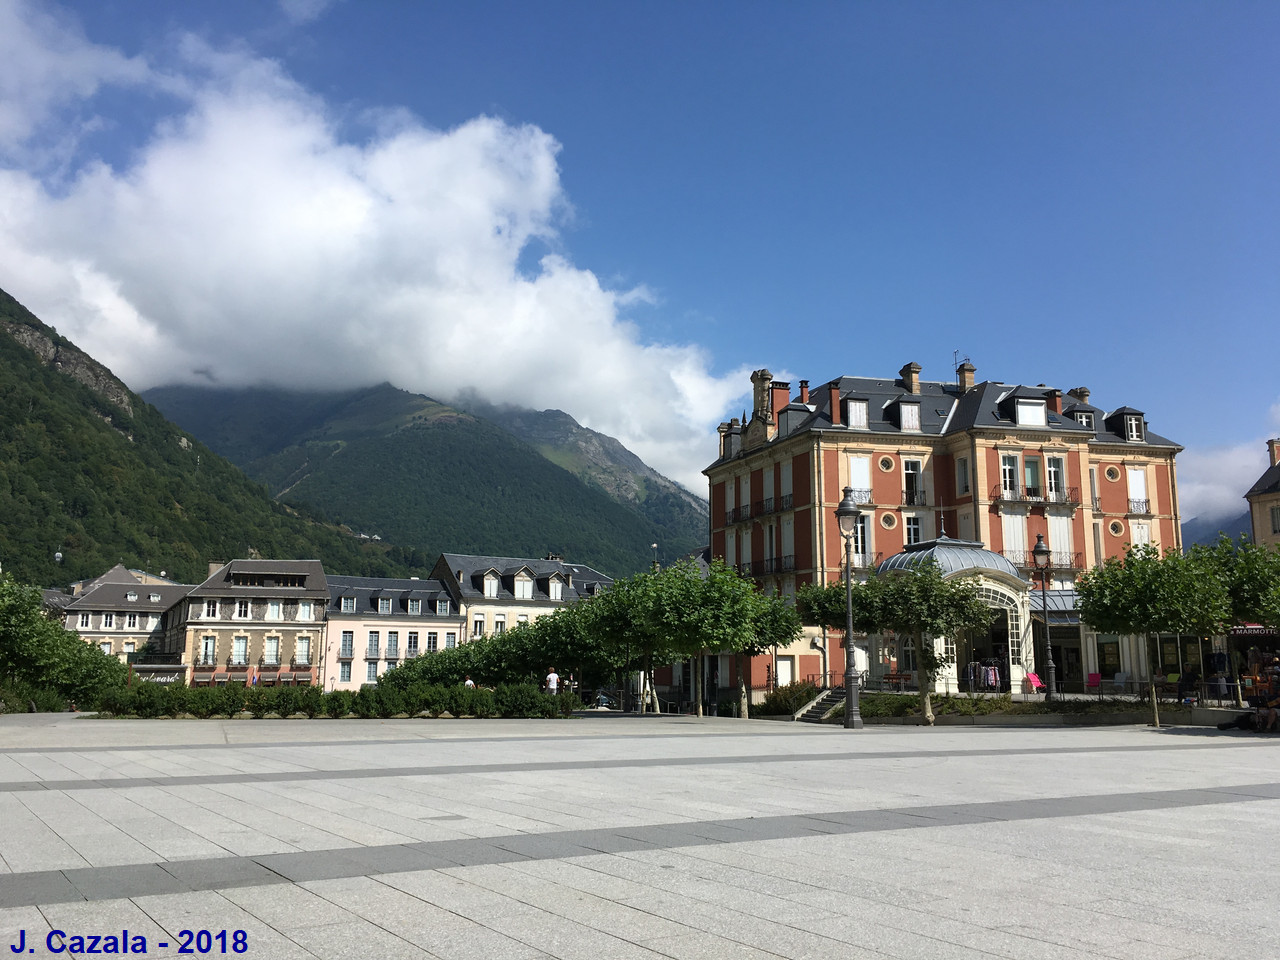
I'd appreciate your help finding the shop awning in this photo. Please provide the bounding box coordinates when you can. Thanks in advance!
[1031,610,1081,625]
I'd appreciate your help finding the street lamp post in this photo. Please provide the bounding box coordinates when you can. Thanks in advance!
[1031,533,1056,700]
[835,487,864,730]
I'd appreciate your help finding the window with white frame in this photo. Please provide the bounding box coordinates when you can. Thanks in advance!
[340,596,355,613]
[956,457,970,495]
[408,598,420,615]
[472,617,485,637]
[483,575,499,598]
[517,614,529,624]
[149,593,160,603]
[204,599,218,618]
[298,600,312,621]
[78,612,90,629]
[1024,457,1042,499]
[1001,454,1019,497]
[494,616,506,634]
[367,661,378,682]
[126,591,137,602]
[445,633,457,649]
[515,577,533,599]
[1130,521,1151,546]
[899,402,921,432]
[366,631,380,657]
[201,635,216,664]
[905,515,922,545]
[903,459,924,504]
[427,632,438,653]
[124,641,135,654]
[267,600,282,621]
[235,599,250,619]
[232,636,248,665]
[1125,415,1144,441]
[387,631,399,657]
[1075,411,1094,430]
[436,599,450,616]
[103,612,114,628]
[126,613,137,629]
[846,399,869,429]
[296,636,311,664]
[1016,400,1046,426]
[100,641,112,655]
[850,514,871,566]
[265,636,280,665]
[407,632,419,655]
[340,662,351,682]
[550,579,563,600]
[147,615,159,630]
[1047,457,1065,499]
[378,597,391,614]
[340,631,353,657]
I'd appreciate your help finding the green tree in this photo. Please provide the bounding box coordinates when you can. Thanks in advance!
[0,574,126,706]
[847,560,992,725]
[1199,536,1280,629]
[1076,543,1232,723]
[742,592,803,717]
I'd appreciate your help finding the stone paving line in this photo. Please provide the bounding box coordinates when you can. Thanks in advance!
[0,715,1278,960]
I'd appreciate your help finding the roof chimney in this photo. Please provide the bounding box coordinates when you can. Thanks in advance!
[957,361,975,392]
[828,382,842,426]
[769,380,790,424]
[208,561,224,578]
[1068,386,1091,405]
[751,369,773,424]
[798,380,809,404]
[1269,438,1280,467]
[899,361,921,395]
[1047,389,1063,415]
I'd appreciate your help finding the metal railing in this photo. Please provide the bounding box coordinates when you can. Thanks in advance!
[991,484,1081,505]
[1128,498,1151,514]
[365,646,380,660]
[901,488,928,506]
[847,488,873,505]
[1003,550,1084,570]
[778,493,793,510]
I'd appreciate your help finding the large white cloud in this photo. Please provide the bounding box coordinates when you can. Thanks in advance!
[0,2,745,493]
[1175,402,1280,524]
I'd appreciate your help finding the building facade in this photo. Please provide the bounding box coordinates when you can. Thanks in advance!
[63,564,191,661]
[176,560,328,686]
[322,575,464,690]
[1246,439,1280,548]
[704,362,1183,695]
[431,553,613,643]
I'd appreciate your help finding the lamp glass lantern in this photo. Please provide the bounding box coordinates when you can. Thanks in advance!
[834,486,864,729]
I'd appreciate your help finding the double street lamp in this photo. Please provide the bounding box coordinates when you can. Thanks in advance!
[835,486,864,730]
[1031,533,1057,700]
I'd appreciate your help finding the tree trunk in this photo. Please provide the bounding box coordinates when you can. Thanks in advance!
[1148,632,1160,728]
[648,662,659,713]
[915,631,934,725]
[640,654,652,714]
[737,652,750,719]
[695,652,704,717]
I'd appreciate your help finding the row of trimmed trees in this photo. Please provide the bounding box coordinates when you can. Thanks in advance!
[382,558,803,716]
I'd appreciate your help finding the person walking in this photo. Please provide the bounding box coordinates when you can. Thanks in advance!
[464,675,475,689]
[546,667,559,695]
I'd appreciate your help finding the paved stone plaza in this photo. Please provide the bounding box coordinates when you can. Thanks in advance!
[0,712,1277,959]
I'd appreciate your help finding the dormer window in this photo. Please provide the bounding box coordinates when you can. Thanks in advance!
[1015,400,1047,427]
[126,591,137,602]
[340,596,355,613]
[515,576,533,600]
[899,402,920,432]
[149,593,160,603]
[378,597,392,614]
[1074,412,1094,430]
[1125,415,1144,441]
[408,599,420,615]
[846,399,868,429]
[436,599,450,616]
[484,575,499,598]
[550,579,564,601]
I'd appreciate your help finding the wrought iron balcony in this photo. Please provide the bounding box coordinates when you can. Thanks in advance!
[850,552,882,570]
[991,485,1080,506]
[1128,498,1151,514]
[752,498,774,517]
[365,647,380,660]
[847,488,873,505]
[778,493,793,510]
[1002,550,1084,570]
[901,488,929,507]
[338,645,354,660]
[1044,486,1081,506]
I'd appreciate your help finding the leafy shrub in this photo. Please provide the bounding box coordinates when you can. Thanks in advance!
[854,694,918,718]
[323,689,353,718]
[376,686,406,718]
[755,681,820,716]
[470,687,497,718]
[273,686,299,718]
[216,683,247,718]
[95,685,130,716]
[297,686,324,718]
[244,687,270,719]
[494,683,542,718]
[186,687,217,719]
[130,681,169,718]
[352,687,380,719]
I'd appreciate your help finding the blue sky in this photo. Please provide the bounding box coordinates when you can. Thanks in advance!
[1,0,1276,518]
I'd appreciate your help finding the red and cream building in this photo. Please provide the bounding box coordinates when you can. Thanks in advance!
[703,361,1182,696]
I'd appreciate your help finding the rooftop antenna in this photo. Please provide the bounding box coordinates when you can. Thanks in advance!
[952,351,972,385]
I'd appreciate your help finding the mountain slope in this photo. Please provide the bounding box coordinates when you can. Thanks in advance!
[143,384,689,575]
[0,288,411,587]
[455,398,708,560]
[1181,510,1252,547]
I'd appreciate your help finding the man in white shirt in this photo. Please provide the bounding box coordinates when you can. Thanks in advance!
[546,667,559,695]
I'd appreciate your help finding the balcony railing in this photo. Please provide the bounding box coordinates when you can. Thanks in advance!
[194,653,218,667]
[740,555,796,578]
[991,485,1081,506]
[778,493,793,510]
[850,552,881,570]
[902,488,928,507]
[752,498,773,517]
[386,645,399,660]
[338,645,354,660]
[1128,498,1151,514]
[365,647,380,660]
[1002,550,1085,570]
[847,488,873,505]
[1092,496,1103,512]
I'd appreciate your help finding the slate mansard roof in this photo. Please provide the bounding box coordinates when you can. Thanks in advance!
[709,368,1180,469]
[187,559,329,599]
[325,575,456,616]
[433,553,613,603]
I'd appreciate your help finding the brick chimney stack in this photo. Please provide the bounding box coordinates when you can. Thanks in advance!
[828,382,842,426]
[899,361,921,395]
[957,361,975,392]
[1047,389,1063,415]
[1269,438,1280,467]
[769,381,790,424]
[799,380,809,404]
[1068,386,1091,405]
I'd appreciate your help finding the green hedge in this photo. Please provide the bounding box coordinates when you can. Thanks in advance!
[754,681,820,716]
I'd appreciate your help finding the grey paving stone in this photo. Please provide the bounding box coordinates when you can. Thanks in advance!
[63,861,185,901]
[0,869,83,908]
